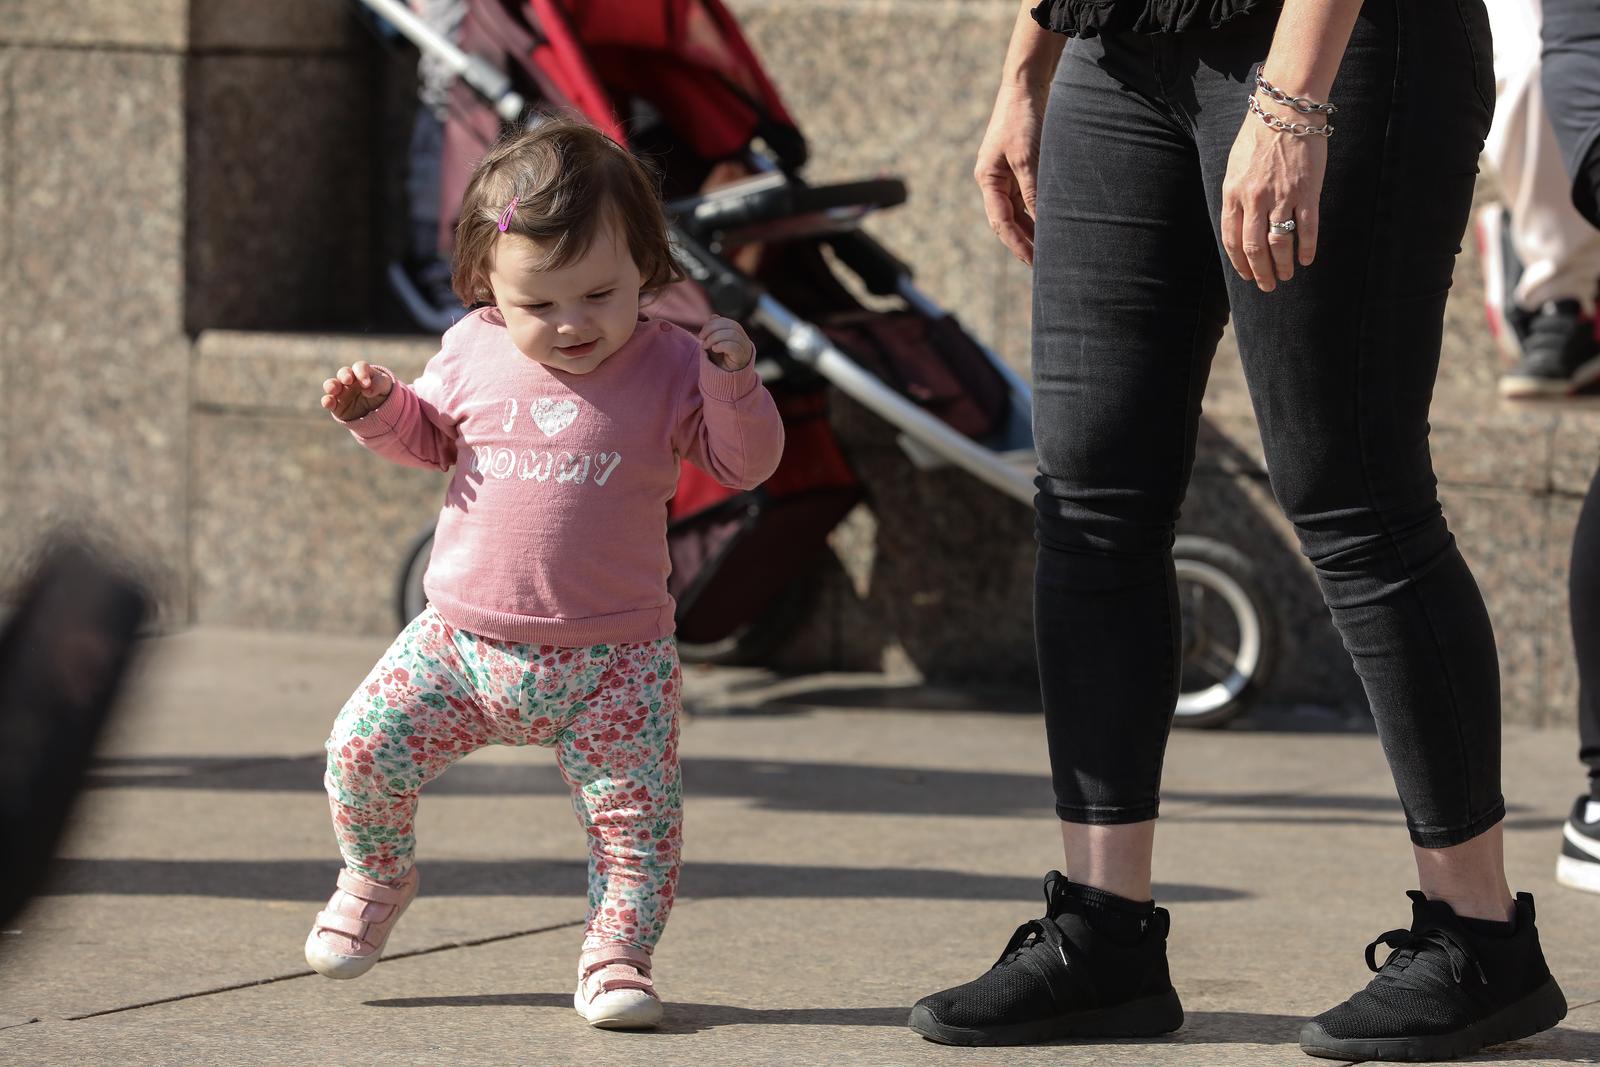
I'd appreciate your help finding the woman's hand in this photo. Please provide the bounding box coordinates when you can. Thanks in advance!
[699,316,756,372]
[1220,111,1327,292]
[976,80,1049,266]
[322,362,393,421]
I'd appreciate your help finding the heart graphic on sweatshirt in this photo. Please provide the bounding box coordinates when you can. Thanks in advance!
[530,398,578,437]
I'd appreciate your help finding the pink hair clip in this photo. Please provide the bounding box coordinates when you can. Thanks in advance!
[496,196,519,233]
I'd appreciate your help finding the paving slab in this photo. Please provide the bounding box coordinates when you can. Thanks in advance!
[4,628,1600,1064]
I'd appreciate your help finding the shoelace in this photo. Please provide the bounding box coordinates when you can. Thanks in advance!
[993,915,1070,972]
[1365,926,1487,989]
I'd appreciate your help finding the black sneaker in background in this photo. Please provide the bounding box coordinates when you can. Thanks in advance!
[907,871,1182,1046]
[1499,299,1600,398]
[1557,795,1600,894]
[1300,891,1566,1061]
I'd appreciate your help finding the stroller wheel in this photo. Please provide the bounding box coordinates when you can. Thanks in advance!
[1172,535,1280,729]
[396,524,435,628]
[676,575,815,667]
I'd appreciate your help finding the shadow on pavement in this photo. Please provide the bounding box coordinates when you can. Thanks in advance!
[37,857,1248,905]
[362,997,1469,1052]
[364,994,1600,1055]
[366,992,912,1031]
[693,679,1375,736]
[83,754,1533,825]
[84,754,1059,817]
[695,679,1042,717]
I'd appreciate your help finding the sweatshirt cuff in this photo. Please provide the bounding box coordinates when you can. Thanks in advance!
[697,356,761,404]
[342,368,406,438]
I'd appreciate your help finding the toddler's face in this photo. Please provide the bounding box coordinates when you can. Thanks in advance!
[488,225,644,375]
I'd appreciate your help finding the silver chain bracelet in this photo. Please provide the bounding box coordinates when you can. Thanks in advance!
[1253,63,1338,115]
[1247,93,1335,137]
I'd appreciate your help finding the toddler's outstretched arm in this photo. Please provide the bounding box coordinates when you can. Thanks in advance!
[675,318,784,489]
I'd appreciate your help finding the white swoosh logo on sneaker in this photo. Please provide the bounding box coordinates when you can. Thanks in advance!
[1563,821,1600,861]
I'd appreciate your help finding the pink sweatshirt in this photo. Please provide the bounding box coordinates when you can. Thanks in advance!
[346,308,784,646]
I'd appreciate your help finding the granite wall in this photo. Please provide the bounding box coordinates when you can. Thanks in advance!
[0,33,191,615]
[0,0,406,621]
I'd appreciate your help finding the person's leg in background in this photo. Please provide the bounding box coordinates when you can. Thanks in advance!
[1540,0,1600,893]
[1560,462,1600,891]
[1484,0,1600,398]
[1541,0,1600,226]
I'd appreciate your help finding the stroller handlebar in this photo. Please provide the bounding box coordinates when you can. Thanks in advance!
[667,176,907,245]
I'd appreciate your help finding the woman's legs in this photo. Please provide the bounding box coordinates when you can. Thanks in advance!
[1413,826,1512,920]
[912,27,1219,1042]
[1030,29,1231,854]
[1183,5,1508,908]
[1060,822,1156,902]
[919,0,1566,1053]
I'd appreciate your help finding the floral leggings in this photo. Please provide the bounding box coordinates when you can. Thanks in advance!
[323,606,682,951]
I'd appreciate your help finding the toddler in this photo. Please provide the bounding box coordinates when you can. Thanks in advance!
[303,119,784,1030]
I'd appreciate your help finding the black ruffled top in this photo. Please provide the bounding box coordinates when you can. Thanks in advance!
[1031,0,1272,38]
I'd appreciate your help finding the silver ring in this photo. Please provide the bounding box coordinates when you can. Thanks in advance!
[1269,218,1296,235]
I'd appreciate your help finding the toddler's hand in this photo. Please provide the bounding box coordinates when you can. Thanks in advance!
[698,316,755,372]
[321,362,393,422]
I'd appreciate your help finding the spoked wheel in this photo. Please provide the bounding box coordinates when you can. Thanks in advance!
[396,524,434,628]
[675,572,815,666]
[1173,535,1280,729]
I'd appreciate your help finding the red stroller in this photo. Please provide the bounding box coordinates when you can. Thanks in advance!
[368,0,1280,726]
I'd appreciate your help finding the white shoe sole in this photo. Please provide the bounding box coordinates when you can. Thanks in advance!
[304,894,414,980]
[1500,375,1576,399]
[1557,854,1600,894]
[574,985,664,1029]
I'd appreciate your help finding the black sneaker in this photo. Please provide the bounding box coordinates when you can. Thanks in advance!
[907,872,1183,1046]
[1499,299,1600,398]
[1300,891,1566,1061]
[1557,795,1600,894]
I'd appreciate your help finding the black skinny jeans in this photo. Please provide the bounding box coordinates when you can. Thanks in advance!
[1570,466,1600,801]
[1032,0,1503,848]
[1541,0,1600,800]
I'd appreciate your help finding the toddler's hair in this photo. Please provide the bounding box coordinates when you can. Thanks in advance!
[452,118,684,308]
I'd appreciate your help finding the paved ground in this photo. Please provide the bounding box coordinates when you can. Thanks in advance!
[2,627,1599,1066]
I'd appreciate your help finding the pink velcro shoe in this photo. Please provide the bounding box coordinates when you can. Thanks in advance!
[574,943,663,1029]
[304,866,418,979]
